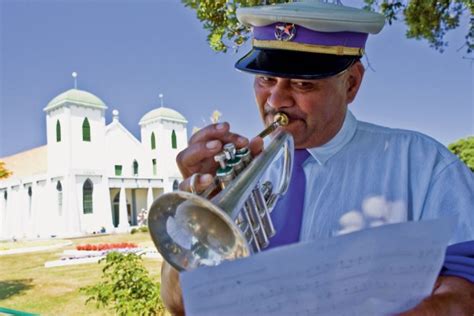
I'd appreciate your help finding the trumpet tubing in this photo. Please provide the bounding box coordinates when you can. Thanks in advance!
[148,113,294,271]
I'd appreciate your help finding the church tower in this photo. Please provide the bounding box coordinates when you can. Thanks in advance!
[139,103,188,192]
[43,87,111,235]
[44,88,108,174]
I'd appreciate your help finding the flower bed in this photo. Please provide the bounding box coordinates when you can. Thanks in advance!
[76,242,138,251]
[45,243,144,268]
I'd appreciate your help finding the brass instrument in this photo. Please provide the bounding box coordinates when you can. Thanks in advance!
[148,113,294,271]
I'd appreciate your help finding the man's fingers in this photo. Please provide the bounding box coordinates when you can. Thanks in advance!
[179,174,214,193]
[249,136,264,157]
[189,122,249,148]
[177,140,223,174]
[189,122,229,144]
[177,126,251,178]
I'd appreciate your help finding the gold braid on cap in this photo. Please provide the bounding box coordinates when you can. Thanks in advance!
[253,39,364,56]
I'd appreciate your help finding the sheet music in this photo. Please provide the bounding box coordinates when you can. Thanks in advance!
[181,217,456,316]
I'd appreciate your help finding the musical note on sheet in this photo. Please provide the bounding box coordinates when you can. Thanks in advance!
[181,217,456,316]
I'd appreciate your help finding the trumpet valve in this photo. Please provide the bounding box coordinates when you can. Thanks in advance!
[223,143,236,160]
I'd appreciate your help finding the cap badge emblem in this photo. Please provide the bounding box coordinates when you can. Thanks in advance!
[274,23,296,41]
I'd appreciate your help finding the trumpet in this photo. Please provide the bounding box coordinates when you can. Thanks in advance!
[148,113,294,271]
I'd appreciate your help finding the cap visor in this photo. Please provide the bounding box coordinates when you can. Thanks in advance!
[235,48,359,79]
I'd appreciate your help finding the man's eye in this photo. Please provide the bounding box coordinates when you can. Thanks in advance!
[292,81,314,89]
[258,76,275,84]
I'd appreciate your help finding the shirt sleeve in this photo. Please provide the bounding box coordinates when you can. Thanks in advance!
[440,240,474,283]
[420,159,474,244]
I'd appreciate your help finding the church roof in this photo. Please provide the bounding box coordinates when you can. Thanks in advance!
[44,89,107,112]
[0,146,47,180]
[139,107,187,125]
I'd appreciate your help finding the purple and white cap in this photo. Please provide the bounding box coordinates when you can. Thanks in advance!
[235,1,385,79]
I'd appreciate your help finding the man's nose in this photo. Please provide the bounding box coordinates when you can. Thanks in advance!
[267,83,294,110]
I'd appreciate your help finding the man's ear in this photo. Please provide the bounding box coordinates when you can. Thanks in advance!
[345,61,365,104]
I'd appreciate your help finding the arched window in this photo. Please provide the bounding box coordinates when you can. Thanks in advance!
[151,132,156,150]
[152,159,157,176]
[57,181,63,216]
[56,120,61,142]
[173,180,179,191]
[2,190,6,212]
[133,160,139,176]
[82,118,91,142]
[28,186,32,215]
[171,130,177,149]
[83,179,93,214]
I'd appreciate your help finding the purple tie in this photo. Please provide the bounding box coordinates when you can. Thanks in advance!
[267,149,310,249]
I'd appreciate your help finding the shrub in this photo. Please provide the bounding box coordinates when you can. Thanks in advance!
[80,252,165,315]
[139,226,149,233]
[130,228,138,234]
[449,136,474,172]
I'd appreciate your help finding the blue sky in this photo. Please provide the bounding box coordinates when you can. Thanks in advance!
[1,0,472,158]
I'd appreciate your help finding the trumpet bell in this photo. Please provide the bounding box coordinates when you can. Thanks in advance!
[148,191,251,271]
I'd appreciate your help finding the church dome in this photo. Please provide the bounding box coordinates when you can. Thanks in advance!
[44,89,107,112]
[139,107,187,125]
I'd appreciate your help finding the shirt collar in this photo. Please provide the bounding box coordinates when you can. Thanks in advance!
[306,110,357,165]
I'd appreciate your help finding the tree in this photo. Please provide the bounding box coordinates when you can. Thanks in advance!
[449,136,474,172]
[182,0,473,54]
[0,161,12,179]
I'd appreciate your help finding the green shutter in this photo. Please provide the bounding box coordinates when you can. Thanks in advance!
[83,179,93,214]
[82,118,91,142]
[151,132,156,149]
[171,130,177,149]
[115,165,122,176]
[56,120,61,142]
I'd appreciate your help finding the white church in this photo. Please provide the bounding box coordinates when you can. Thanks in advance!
[0,88,188,240]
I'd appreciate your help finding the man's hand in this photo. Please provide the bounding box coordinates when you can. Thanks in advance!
[161,261,185,316]
[399,276,474,315]
[176,122,263,179]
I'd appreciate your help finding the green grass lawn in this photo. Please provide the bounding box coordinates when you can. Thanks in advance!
[0,232,167,315]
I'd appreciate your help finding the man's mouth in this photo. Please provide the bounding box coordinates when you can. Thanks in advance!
[265,112,301,126]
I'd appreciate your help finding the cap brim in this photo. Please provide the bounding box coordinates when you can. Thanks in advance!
[235,48,359,79]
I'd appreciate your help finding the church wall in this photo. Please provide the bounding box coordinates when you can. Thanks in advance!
[46,107,70,175]
[0,175,69,240]
[46,177,66,237]
[69,106,107,172]
[106,126,153,178]
[0,189,8,239]
[142,119,187,181]
[8,185,23,239]
[74,175,112,234]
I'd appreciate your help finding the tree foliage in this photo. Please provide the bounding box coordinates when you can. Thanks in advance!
[182,0,473,54]
[364,0,472,53]
[81,252,166,316]
[182,0,288,52]
[0,161,12,179]
[449,136,474,172]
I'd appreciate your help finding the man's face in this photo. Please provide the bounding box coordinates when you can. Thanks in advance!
[253,63,363,148]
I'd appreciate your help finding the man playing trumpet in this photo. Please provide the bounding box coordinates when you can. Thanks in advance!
[161,1,474,315]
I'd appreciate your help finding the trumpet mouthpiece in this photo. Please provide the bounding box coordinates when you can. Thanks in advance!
[257,112,290,139]
[274,112,289,126]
